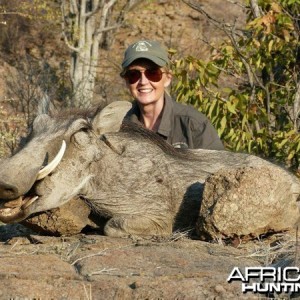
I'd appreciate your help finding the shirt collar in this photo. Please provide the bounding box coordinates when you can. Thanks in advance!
[128,93,173,138]
[128,101,141,124]
[157,93,173,138]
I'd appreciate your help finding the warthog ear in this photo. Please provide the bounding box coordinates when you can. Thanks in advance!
[92,101,132,135]
[33,114,52,133]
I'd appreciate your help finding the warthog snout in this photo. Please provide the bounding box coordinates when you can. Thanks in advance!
[0,181,19,200]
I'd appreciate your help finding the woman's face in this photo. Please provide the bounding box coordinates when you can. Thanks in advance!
[124,59,172,106]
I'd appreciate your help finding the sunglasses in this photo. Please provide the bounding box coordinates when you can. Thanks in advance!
[123,68,165,84]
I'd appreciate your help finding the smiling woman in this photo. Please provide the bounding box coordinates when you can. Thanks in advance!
[120,40,224,150]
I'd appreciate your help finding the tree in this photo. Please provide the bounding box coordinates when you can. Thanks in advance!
[0,0,60,56]
[174,0,300,170]
[6,55,64,127]
[0,1,65,157]
[60,0,142,108]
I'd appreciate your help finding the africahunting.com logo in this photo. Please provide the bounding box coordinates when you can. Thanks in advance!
[227,267,300,294]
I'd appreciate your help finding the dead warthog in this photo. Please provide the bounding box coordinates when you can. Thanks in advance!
[0,101,299,238]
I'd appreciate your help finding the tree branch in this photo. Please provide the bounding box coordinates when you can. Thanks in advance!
[83,0,101,18]
[293,79,300,131]
[61,0,81,52]
[0,11,27,16]
[94,24,121,36]
[249,0,262,18]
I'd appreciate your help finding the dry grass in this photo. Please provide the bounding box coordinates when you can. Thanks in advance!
[0,99,27,158]
[236,230,300,268]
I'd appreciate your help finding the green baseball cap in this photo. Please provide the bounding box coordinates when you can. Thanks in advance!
[121,40,169,69]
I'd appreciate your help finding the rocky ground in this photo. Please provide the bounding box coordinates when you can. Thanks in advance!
[0,221,299,299]
[0,223,289,300]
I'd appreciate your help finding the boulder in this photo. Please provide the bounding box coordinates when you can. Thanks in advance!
[21,197,99,236]
[196,166,300,240]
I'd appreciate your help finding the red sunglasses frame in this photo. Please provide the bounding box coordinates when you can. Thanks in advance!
[122,68,165,84]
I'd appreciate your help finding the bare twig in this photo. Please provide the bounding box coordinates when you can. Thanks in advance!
[293,80,300,131]
[88,267,119,276]
[71,248,108,265]
[295,226,299,266]
[249,0,262,18]
[82,283,92,300]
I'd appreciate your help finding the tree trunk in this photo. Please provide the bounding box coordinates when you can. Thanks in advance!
[61,0,140,107]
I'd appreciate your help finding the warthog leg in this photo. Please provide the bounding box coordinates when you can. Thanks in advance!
[104,215,173,238]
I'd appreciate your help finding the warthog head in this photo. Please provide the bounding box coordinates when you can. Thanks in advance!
[0,101,132,223]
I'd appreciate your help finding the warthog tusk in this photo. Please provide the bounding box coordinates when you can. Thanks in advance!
[21,196,39,209]
[36,140,66,180]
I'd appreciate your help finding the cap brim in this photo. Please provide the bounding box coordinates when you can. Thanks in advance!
[122,53,167,69]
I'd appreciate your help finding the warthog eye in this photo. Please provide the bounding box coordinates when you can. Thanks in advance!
[77,120,92,132]
[70,120,93,147]
[80,127,90,133]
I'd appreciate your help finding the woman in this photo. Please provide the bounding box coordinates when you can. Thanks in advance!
[120,40,224,150]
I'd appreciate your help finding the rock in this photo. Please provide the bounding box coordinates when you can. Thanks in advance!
[0,234,264,299]
[215,284,226,294]
[21,197,98,236]
[0,253,83,299]
[165,9,176,20]
[189,12,201,21]
[196,166,300,240]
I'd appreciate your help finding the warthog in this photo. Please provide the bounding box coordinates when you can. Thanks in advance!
[0,101,299,238]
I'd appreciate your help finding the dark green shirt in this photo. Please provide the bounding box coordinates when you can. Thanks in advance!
[124,93,224,150]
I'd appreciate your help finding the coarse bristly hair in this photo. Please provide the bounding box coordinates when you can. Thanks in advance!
[48,104,105,121]
[120,120,197,161]
[22,103,198,161]
[16,105,105,152]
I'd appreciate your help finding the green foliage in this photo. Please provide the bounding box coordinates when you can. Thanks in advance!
[172,0,300,170]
